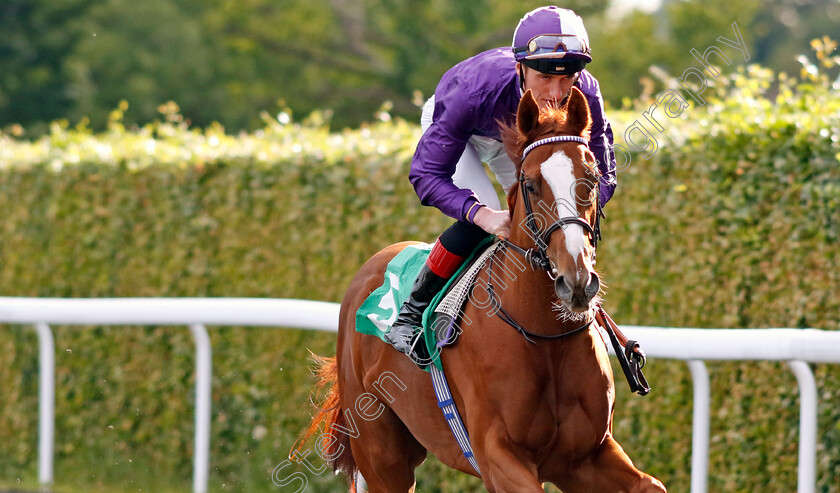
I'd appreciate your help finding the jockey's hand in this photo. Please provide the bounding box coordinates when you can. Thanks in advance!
[473,206,511,240]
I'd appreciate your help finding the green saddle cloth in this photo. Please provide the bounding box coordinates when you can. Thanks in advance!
[355,238,493,371]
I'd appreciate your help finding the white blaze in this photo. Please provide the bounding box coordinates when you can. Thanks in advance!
[540,151,585,266]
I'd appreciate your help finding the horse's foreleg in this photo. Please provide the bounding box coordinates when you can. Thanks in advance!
[477,434,546,493]
[558,434,666,493]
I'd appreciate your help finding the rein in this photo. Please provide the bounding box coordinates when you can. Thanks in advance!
[485,248,592,344]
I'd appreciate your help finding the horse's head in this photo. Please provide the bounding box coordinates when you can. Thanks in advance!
[503,87,601,313]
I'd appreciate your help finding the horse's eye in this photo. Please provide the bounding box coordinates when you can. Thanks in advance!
[525,181,537,194]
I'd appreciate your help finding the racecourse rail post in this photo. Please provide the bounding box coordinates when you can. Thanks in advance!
[35,322,55,486]
[189,323,212,493]
[686,360,709,493]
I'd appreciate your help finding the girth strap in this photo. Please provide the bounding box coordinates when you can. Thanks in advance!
[430,365,481,475]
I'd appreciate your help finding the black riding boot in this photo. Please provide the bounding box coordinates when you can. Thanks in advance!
[384,263,447,366]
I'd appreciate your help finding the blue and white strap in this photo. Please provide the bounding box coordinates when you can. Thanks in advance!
[430,365,481,475]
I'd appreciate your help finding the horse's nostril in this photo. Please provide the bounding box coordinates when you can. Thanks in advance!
[585,272,600,299]
[554,276,572,301]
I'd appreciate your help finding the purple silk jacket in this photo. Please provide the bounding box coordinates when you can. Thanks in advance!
[409,47,617,223]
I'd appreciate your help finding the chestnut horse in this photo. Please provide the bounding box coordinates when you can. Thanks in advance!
[297,88,666,492]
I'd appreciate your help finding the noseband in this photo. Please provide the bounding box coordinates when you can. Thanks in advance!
[503,135,603,272]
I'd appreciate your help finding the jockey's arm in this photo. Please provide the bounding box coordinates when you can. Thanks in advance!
[410,112,511,238]
[409,87,499,225]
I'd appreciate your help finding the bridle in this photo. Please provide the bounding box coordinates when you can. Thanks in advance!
[486,134,604,343]
[501,135,603,274]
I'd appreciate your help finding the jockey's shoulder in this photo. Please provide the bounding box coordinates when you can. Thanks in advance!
[442,49,515,86]
[454,47,515,71]
[436,48,518,102]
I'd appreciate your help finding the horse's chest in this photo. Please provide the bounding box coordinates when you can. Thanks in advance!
[490,375,611,458]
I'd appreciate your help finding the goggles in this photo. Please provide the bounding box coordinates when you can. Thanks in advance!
[513,34,591,60]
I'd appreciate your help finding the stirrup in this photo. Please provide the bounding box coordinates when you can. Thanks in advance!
[385,320,430,368]
[407,331,431,369]
[384,323,418,353]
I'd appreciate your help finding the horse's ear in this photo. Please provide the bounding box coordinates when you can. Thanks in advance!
[565,86,592,137]
[517,89,540,136]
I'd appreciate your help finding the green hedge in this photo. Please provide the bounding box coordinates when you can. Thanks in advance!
[602,64,839,493]
[0,64,838,492]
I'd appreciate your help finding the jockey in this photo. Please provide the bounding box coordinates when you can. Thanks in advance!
[385,6,617,362]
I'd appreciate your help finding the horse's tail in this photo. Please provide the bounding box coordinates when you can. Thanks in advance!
[291,353,359,491]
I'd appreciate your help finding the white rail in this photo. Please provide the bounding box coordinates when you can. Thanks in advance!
[0,297,340,493]
[614,326,840,493]
[1,297,838,493]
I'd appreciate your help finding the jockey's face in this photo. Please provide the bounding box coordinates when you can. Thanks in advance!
[518,64,578,109]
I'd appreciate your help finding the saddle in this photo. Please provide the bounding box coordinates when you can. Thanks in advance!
[354,238,496,371]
